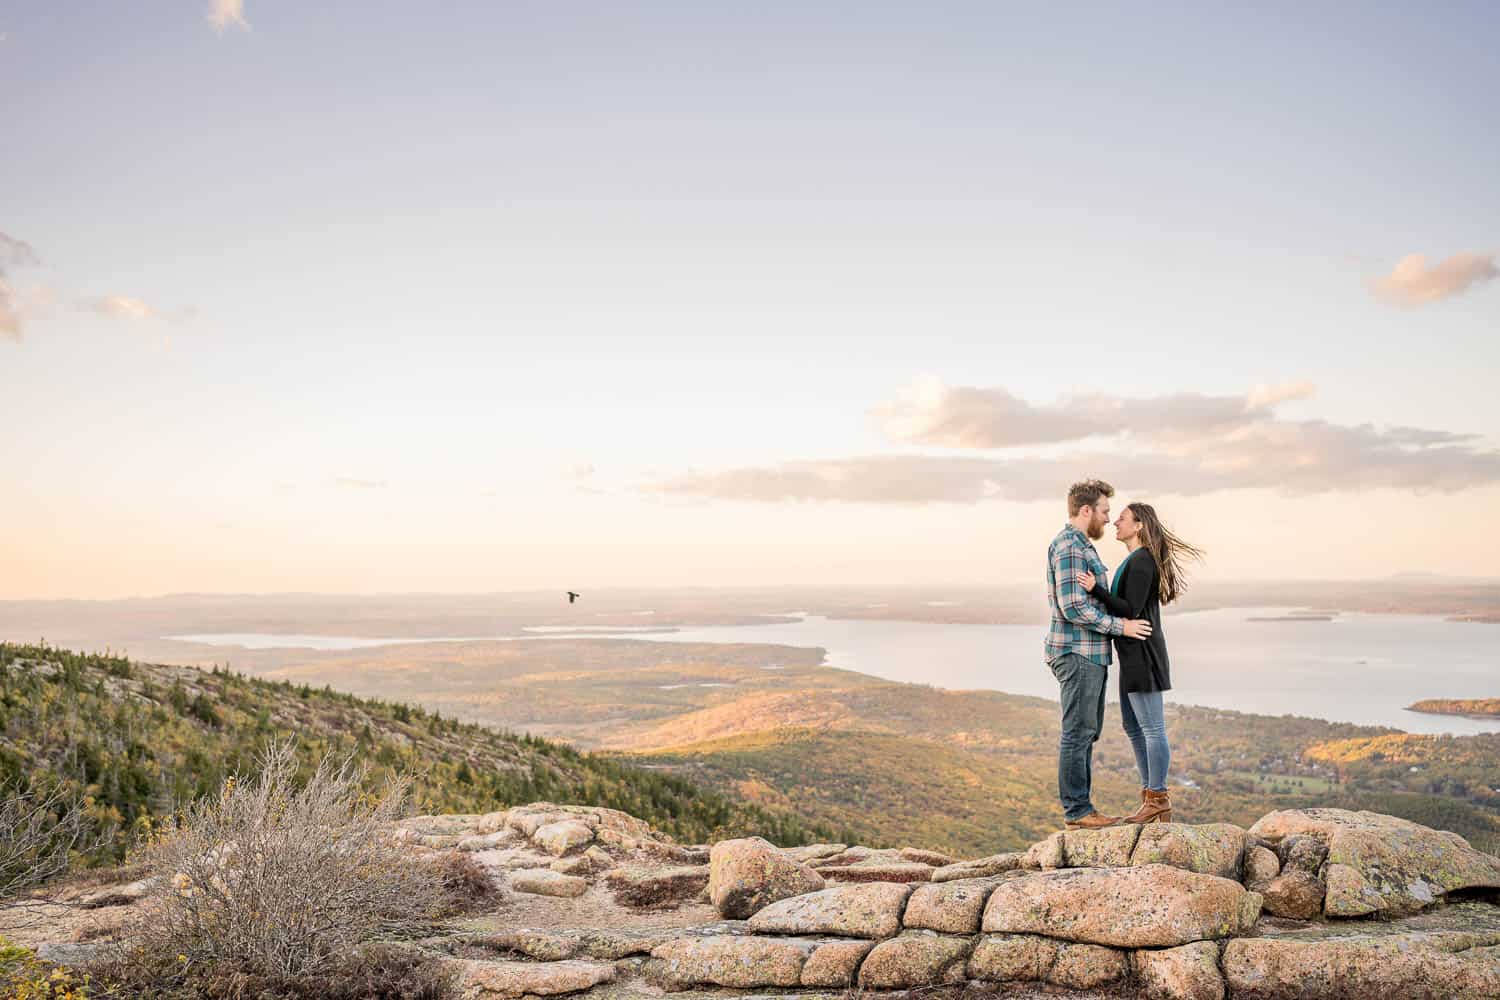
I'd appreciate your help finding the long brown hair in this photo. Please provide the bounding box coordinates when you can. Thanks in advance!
[1127,502,1204,605]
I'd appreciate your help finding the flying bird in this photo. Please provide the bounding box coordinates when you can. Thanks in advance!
[567,592,580,604]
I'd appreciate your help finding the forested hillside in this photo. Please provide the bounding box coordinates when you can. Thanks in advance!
[0,643,837,865]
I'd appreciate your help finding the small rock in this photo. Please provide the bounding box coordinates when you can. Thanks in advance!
[811,847,902,868]
[1322,863,1380,917]
[1131,941,1225,1000]
[453,957,614,998]
[783,843,847,864]
[932,852,1026,882]
[707,836,825,919]
[533,820,594,857]
[858,930,974,988]
[457,831,512,852]
[583,846,614,870]
[574,928,673,960]
[1281,833,1328,874]
[1244,845,1281,892]
[800,939,875,987]
[605,865,709,908]
[511,869,588,898]
[1130,823,1246,879]
[903,877,999,933]
[1063,823,1143,867]
[748,882,913,939]
[550,854,594,876]
[900,846,960,866]
[648,935,811,989]
[1025,831,1065,870]
[1261,869,1326,920]
[819,862,933,883]
[1048,942,1128,990]
[968,933,1058,982]
[471,930,577,962]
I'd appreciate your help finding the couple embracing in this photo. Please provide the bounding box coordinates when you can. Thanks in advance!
[1045,478,1203,830]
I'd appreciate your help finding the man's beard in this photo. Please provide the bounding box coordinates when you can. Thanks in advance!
[1087,518,1106,540]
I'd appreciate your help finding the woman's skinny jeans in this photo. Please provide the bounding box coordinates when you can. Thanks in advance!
[1120,690,1170,792]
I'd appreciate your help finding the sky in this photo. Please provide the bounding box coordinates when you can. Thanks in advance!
[3,1,1499,599]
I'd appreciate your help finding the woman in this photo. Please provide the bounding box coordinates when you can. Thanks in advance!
[1079,502,1202,824]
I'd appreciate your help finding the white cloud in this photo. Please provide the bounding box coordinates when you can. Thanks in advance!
[1370,252,1498,306]
[335,477,387,490]
[0,232,41,342]
[873,379,1317,450]
[88,295,162,322]
[207,0,249,33]
[654,381,1500,504]
[0,277,21,341]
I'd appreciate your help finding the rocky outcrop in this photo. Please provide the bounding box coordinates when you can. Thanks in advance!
[982,865,1261,947]
[26,800,1500,1000]
[1250,808,1500,917]
[706,837,824,918]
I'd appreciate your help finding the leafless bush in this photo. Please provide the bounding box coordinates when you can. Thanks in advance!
[115,738,446,988]
[0,778,95,925]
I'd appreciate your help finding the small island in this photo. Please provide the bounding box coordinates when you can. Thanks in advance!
[1406,698,1500,719]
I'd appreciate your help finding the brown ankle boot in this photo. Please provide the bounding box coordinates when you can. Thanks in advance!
[1124,789,1172,824]
[1064,810,1121,830]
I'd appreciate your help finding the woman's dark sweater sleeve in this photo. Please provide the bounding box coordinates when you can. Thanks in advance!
[1089,556,1157,618]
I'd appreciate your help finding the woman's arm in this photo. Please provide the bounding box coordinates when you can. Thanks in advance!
[1087,577,1134,617]
[1086,556,1157,619]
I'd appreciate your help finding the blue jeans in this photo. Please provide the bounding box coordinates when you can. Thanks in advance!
[1049,652,1107,821]
[1121,690,1171,792]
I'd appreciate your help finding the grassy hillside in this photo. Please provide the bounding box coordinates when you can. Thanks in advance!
[0,643,834,865]
[629,689,1500,856]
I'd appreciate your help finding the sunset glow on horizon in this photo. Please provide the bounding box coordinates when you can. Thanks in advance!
[5,2,1499,599]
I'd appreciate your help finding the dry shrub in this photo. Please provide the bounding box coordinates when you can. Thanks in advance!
[424,851,501,916]
[0,779,94,919]
[104,739,448,992]
[91,943,456,1000]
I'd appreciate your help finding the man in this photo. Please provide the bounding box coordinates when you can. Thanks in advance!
[1045,479,1153,829]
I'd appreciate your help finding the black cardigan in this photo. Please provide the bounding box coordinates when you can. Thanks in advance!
[1090,550,1171,694]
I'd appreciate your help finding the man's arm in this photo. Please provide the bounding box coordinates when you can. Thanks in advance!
[1051,541,1124,636]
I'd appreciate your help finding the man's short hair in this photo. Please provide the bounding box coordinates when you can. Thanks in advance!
[1067,479,1114,516]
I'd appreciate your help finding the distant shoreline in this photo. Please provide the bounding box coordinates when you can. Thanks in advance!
[1406,698,1500,720]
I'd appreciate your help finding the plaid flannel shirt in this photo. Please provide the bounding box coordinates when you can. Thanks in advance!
[1044,523,1124,667]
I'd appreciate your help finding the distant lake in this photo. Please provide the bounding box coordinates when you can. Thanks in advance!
[169,608,1500,735]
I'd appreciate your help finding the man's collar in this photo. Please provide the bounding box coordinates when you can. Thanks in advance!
[1062,523,1098,546]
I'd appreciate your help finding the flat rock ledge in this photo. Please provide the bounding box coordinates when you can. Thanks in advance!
[982,865,1262,948]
